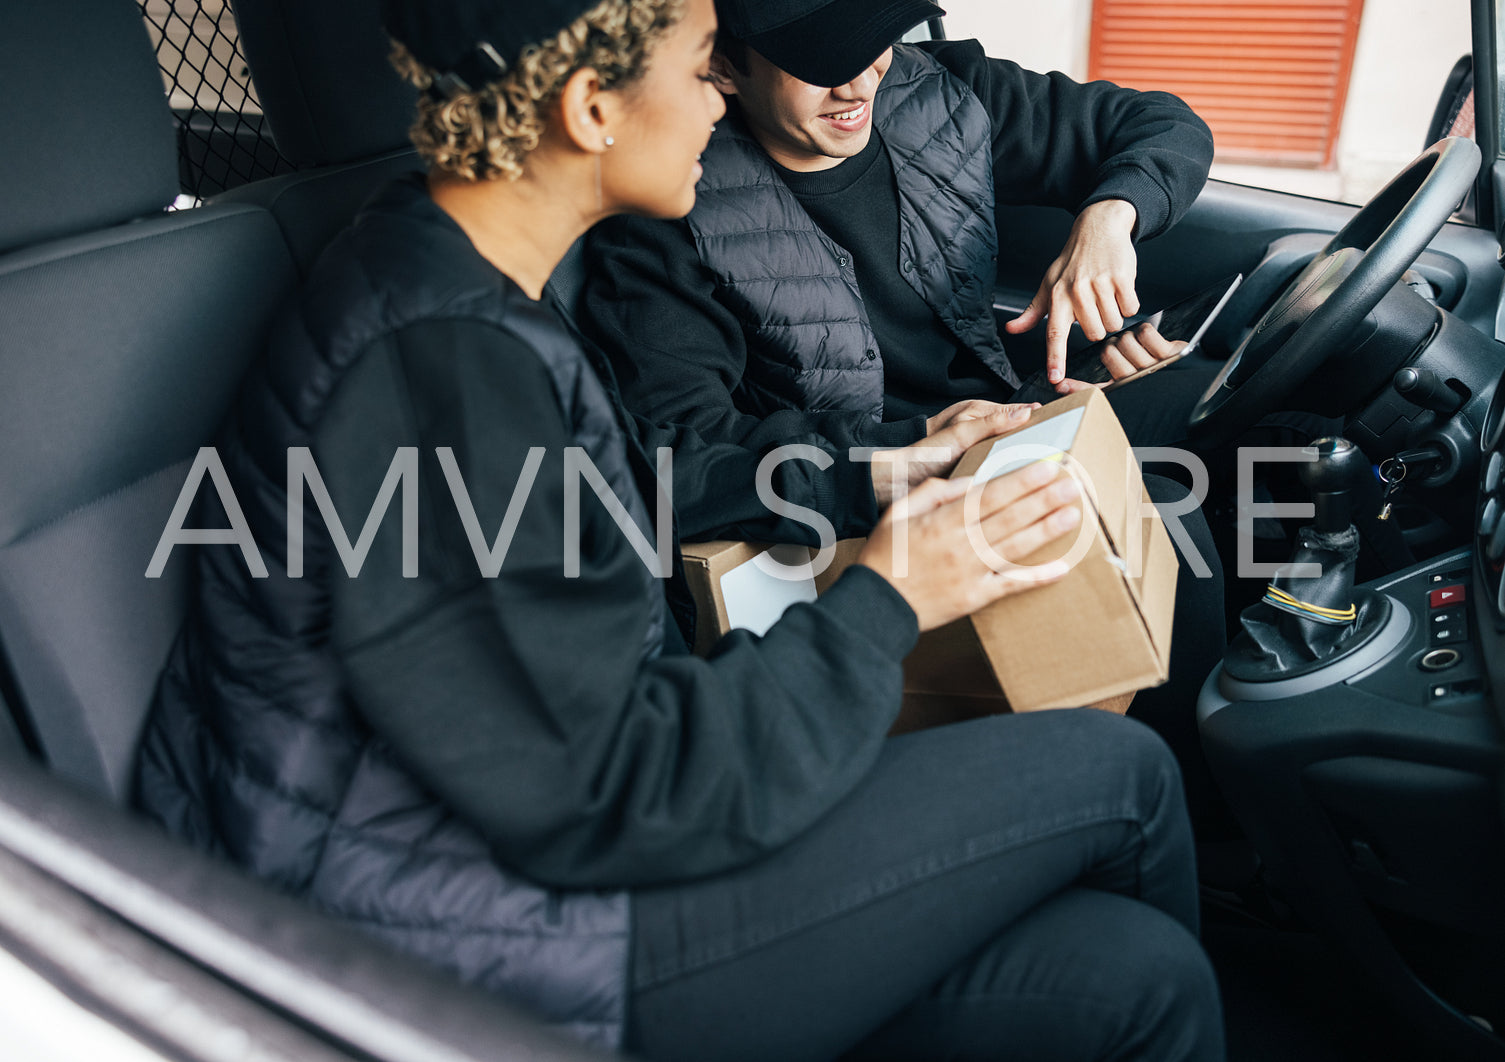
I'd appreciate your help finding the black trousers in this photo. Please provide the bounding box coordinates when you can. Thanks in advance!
[627,711,1224,1061]
[1133,473,1229,837]
[1103,355,1222,449]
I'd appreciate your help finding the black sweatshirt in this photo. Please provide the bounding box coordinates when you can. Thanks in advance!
[582,38,1214,449]
[325,314,918,889]
[303,178,919,887]
[775,132,1003,422]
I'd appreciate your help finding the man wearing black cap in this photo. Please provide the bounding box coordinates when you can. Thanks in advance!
[581,0,1216,452]
[580,0,1236,847]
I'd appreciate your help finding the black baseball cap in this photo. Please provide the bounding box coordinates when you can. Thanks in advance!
[381,0,598,97]
[716,0,945,87]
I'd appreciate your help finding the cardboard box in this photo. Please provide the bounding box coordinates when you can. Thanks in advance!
[680,387,1173,719]
[679,541,819,656]
[681,538,1009,733]
[817,545,1134,728]
[811,539,1019,732]
[945,387,1176,711]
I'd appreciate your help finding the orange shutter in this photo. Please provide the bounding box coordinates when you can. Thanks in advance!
[1088,0,1366,167]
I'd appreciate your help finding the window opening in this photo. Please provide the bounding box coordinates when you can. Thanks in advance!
[138,0,296,203]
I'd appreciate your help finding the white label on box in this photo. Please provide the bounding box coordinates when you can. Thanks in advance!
[971,408,1085,482]
[720,545,819,636]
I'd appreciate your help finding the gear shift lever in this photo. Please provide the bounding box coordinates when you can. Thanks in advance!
[1224,437,1394,680]
[1299,437,1367,536]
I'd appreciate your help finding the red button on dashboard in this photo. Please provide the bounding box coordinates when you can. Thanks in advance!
[1429,585,1466,609]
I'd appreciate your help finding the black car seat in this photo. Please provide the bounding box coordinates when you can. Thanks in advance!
[227,0,597,317]
[218,0,421,275]
[0,0,297,801]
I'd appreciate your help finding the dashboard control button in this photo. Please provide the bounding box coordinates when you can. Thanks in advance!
[1431,624,1465,645]
[1429,584,1466,608]
[1420,648,1461,671]
[1482,498,1502,539]
[1492,521,1505,563]
[1487,451,1503,495]
[1430,607,1465,628]
[1428,678,1484,702]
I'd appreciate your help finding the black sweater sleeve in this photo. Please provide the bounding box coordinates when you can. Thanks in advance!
[631,410,884,543]
[918,39,1214,240]
[558,313,885,544]
[582,214,928,450]
[328,319,917,890]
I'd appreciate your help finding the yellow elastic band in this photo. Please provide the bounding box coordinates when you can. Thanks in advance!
[1263,585,1357,624]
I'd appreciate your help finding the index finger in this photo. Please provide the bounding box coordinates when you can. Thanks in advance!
[1045,290,1074,382]
[965,457,1071,522]
[931,405,1033,453]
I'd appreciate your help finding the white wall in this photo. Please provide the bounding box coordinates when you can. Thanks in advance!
[939,0,1092,78]
[937,0,1473,205]
[1334,0,1472,202]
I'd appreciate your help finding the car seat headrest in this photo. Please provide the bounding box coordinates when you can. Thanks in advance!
[0,0,179,257]
[232,0,418,167]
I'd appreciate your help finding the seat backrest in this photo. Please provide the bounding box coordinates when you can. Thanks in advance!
[225,0,597,309]
[217,0,422,275]
[0,0,298,801]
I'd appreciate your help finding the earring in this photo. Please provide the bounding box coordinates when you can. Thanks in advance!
[596,138,614,212]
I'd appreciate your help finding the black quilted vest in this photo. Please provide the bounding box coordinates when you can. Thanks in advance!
[688,44,1019,422]
[135,176,651,1050]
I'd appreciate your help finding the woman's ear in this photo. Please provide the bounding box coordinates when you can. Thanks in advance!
[555,66,617,152]
[708,52,739,96]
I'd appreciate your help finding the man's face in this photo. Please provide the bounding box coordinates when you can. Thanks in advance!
[711,45,893,173]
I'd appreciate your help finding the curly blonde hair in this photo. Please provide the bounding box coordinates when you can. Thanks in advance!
[391,0,686,181]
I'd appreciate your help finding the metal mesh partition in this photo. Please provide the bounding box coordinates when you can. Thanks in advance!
[138,0,295,200]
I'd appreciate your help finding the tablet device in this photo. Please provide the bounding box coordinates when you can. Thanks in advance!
[1012,274,1243,403]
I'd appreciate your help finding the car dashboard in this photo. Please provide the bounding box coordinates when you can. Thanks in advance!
[1195,359,1505,1059]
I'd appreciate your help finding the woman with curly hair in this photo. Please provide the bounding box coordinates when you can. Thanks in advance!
[135,0,1222,1058]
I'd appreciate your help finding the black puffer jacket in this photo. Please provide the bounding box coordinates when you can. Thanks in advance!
[689,45,1017,422]
[136,175,641,1048]
[136,175,918,1049]
[582,39,1214,449]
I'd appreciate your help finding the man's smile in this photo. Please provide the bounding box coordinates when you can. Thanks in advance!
[819,100,870,131]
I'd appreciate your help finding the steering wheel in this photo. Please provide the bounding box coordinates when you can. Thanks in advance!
[1187,137,1482,447]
